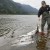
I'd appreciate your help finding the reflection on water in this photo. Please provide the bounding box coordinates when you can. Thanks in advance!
[36,35,48,50]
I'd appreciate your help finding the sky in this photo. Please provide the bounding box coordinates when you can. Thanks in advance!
[13,0,50,10]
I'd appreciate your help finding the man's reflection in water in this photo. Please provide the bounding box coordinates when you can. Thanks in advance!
[36,35,48,50]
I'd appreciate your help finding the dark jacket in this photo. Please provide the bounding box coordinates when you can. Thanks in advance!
[38,5,50,17]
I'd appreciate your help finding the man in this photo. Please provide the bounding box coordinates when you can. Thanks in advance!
[38,1,50,37]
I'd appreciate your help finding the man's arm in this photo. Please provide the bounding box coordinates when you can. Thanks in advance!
[48,5,50,14]
[48,5,50,11]
[38,8,42,21]
[38,8,42,17]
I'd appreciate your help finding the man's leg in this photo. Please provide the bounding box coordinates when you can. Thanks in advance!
[47,18,50,36]
[41,12,49,32]
[41,18,46,32]
[47,14,50,37]
[47,24,50,37]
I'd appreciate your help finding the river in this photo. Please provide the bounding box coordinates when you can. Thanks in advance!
[0,15,50,50]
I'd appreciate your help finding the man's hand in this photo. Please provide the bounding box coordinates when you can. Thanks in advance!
[38,17,41,21]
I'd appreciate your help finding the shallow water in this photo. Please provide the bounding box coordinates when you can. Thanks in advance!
[0,15,50,50]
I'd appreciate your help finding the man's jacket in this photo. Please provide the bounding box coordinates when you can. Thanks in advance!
[38,5,50,17]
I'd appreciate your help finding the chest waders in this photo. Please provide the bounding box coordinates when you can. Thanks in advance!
[41,12,50,37]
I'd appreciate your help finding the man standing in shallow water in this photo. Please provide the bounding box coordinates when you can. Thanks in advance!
[38,1,50,37]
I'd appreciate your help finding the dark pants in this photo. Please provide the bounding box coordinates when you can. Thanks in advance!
[41,12,50,34]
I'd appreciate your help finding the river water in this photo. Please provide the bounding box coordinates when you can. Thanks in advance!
[0,15,50,50]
